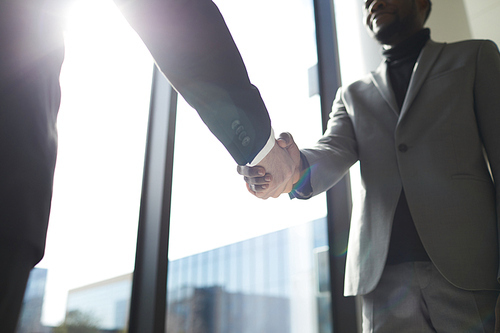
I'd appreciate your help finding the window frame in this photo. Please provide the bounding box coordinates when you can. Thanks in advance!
[127,67,178,333]
[313,0,359,332]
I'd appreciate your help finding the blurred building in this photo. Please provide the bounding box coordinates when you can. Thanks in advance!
[16,268,48,333]
[65,273,132,330]
[63,218,332,332]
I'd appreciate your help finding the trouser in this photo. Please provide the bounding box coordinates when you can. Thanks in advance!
[362,261,499,333]
[0,241,37,333]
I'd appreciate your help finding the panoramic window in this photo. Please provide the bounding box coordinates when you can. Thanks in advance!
[16,0,343,331]
[167,0,331,332]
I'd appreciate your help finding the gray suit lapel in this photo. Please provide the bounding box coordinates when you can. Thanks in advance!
[369,40,447,122]
[370,62,399,116]
[399,40,446,120]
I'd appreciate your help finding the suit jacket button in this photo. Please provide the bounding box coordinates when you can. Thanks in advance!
[242,136,251,147]
[238,131,247,141]
[235,125,245,135]
[398,144,408,152]
[231,120,241,130]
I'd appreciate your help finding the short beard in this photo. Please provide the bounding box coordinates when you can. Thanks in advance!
[370,1,419,46]
[372,19,402,45]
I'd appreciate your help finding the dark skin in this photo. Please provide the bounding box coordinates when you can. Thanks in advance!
[238,0,430,195]
[237,132,300,195]
[364,0,429,48]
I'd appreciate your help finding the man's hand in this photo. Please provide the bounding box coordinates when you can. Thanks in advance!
[237,132,301,199]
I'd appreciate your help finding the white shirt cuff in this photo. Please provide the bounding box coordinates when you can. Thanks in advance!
[248,128,275,166]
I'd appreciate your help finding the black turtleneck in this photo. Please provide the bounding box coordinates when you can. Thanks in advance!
[384,28,431,265]
[383,28,430,109]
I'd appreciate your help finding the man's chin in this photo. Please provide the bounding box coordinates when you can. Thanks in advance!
[372,26,398,45]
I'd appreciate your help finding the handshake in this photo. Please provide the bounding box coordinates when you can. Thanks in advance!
[237,132,303,199]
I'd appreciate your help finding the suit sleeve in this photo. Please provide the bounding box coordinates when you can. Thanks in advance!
[473,40,500,254]
[295,88,359,197]
[113,0,272,165]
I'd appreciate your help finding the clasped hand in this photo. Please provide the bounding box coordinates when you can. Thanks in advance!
[237,132,301,199]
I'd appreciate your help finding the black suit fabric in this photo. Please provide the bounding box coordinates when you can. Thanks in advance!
[114,0,272,165]
[0,1,65,330]
[0,0,65,265]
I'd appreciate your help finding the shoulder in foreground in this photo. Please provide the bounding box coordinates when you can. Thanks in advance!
[432,39,499,59]
[443,39,499,50]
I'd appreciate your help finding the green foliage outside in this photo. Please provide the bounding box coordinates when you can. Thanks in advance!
[53,310,100,333]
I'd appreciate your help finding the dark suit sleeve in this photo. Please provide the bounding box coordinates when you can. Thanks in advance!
[0,0,65,262]
[113,0,272,165]
[473,40,500,245]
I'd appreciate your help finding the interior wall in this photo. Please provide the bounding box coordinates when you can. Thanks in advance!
[425,0,472,42]
[415,0,500,46]
[463,0,500,46]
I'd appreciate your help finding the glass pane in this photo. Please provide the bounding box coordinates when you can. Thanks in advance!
[16,0,153,331]
[168,0,331,332]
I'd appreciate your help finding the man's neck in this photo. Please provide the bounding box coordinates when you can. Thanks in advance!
[382,27,427,50]
[382,28,430,62]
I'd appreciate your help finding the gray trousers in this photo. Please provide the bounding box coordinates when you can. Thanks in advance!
[362,262,499,333]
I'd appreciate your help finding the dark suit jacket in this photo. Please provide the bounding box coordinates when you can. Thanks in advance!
[114,0,272,165]
[301,39,500,295]
[0,0,271,263]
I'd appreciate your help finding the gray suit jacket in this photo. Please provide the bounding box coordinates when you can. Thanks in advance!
[302,39,500,296]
